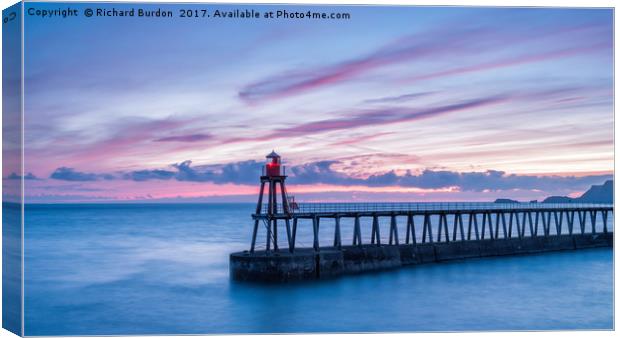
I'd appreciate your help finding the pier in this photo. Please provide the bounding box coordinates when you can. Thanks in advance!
[230,153,613,282]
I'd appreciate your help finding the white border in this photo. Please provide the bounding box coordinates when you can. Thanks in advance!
[0,1,616,338]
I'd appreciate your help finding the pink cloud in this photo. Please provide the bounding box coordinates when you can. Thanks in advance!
[238,27,495,103]
[329,132,395,147]
[400,43,610,84]
[223,95,508,145]
[238,22,609,104]
[27,117,210,173]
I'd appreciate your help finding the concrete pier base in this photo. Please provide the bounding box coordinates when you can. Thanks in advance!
[230,233,613,282]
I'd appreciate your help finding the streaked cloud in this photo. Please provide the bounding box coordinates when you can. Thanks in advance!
[363,92,435,104]
[238,26,493,103]
[154,133,212,143]
[400,43,611,85]
[238,20,610,103]
[222,95,508,145]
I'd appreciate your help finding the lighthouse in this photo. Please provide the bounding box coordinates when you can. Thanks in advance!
[250,151,293,253]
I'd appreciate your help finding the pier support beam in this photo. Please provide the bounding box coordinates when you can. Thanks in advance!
[453,213,465,241]
[371,215,381,246]
[405,213,416,245]
[353,216,362,246]
[495,213,506,239]
[334,216,342,249]
[437,213,449,242]
[542,212,551,237]
[292,218,298,252]
[389,215,400,245]
[526,212,534,238]
[566,210,575,235]
[554,211,563,235]
[422,214,434,243]
[578,211,587,234]
[312,217,320,251]
[481,212,493,240]
[515,212,522,239]
[519,212,526,238]
[590,210,597,234]
[533,211,540,237]
[284,219,292,252]
[467,213,479,240]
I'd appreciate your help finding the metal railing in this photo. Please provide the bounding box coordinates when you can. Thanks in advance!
[259,202,613,215]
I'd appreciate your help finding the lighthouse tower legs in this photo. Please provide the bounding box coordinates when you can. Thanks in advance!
[249,151,293,253]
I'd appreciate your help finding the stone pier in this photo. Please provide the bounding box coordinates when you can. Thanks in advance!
[230,232,612,282]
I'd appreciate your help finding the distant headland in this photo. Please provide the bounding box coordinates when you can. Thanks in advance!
[495,180,613,204]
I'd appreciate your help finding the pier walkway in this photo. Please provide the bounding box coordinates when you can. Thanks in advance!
[250,202,613,253]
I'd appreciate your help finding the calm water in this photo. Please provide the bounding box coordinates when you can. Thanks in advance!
[23,204,613,335]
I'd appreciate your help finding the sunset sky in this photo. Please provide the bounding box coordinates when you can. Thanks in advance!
[14,4,613,202]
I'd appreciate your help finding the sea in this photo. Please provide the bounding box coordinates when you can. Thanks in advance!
[19,203,613,335]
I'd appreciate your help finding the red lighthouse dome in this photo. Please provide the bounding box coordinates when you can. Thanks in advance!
[265,150,281,177]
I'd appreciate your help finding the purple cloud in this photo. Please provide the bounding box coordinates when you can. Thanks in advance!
[363,92,435,104]
[366,169,611,192]
[115,160,264,185]
[258,95,507,140]
[6,172,38,180]
[50,167,115,182]
[123,169,176,182]
[48,159,612,195]
[154,133,212,142]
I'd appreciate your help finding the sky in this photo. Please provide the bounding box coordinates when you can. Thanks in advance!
[11,3,614,203]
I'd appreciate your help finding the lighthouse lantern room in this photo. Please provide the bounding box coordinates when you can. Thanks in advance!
[265,150,282,177]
